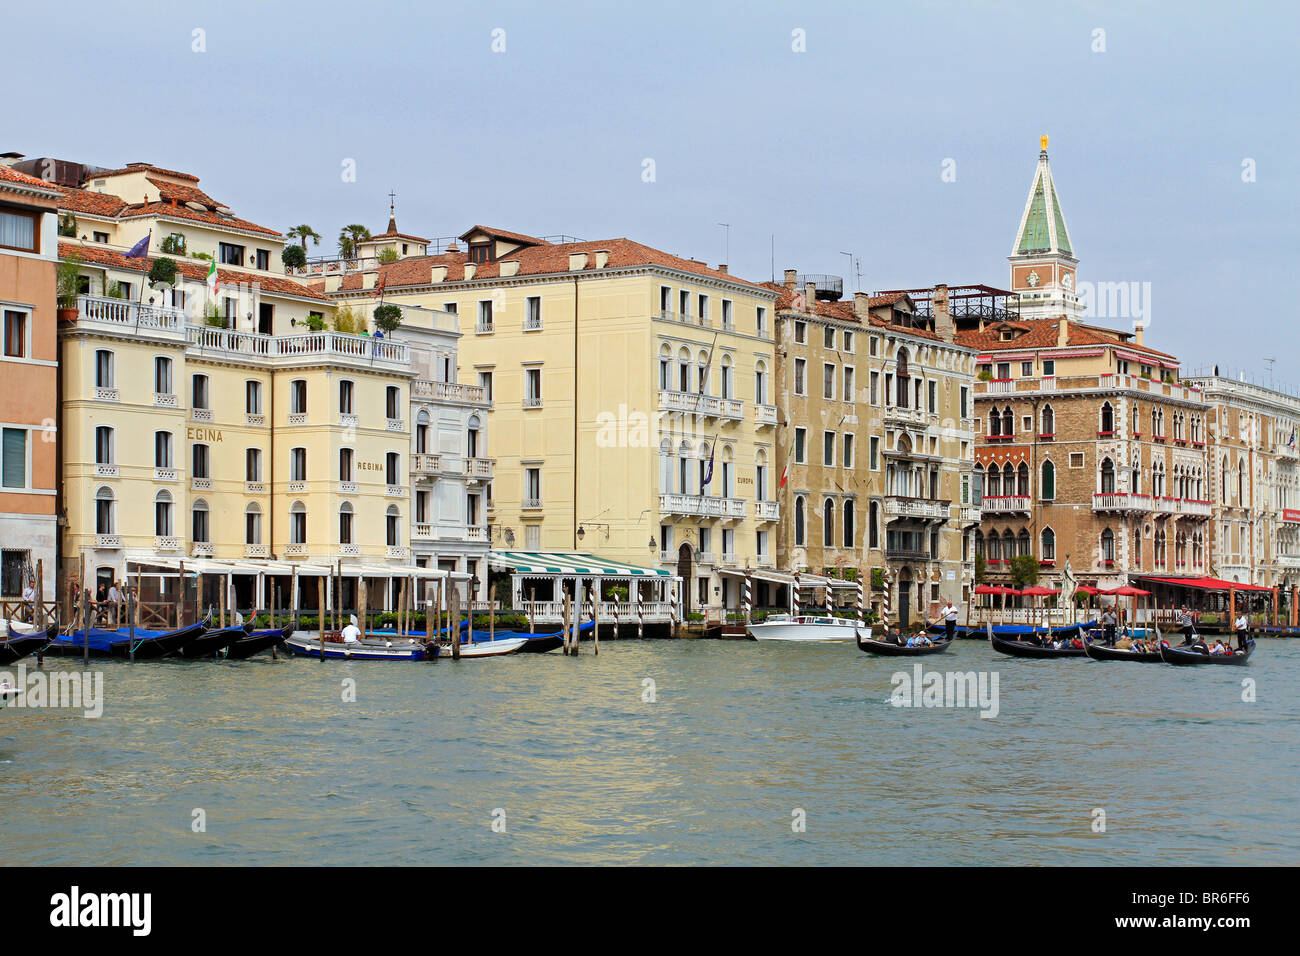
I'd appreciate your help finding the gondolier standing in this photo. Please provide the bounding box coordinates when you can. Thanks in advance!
[1177,605,1195,645]
[939,599,958,643]
[1234,610,1249,651]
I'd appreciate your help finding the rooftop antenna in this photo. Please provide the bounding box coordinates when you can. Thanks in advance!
[771,234,775,283]
[1263,357,1276,388]
[717,223,730,268]
[840,251,862,293]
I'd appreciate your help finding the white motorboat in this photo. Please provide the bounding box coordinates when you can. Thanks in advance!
[0,618,36,635]
[447,636,529,658]
[747,615,867,643]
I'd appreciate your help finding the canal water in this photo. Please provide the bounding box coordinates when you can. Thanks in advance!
[2,639,1296,865]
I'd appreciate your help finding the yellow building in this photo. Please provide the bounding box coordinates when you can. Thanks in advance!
[316,223,780,617]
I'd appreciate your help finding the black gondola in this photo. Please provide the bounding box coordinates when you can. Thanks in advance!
[43,621,208,659]
[222,622,294,659]
[1,622,57,665]
[988,626,1088,659]
[173,625,246,659]
[107,622,207,659]
[1083,641,1163,663]
[1159,640,1255,666]
[856,631,954,656]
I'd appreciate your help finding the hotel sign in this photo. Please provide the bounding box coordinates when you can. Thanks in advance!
[1283,509,1300,524]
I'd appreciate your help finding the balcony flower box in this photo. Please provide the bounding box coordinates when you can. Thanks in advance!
[1097,431,1115,438]
[1038,433,1055,440]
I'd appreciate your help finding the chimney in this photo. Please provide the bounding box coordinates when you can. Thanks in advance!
[445,242,460,253]
[933,283,953,343]
[568,252,588,271]
[783,268,797,293]
[853,292,870,320]
[1134,323,1145,347]
[1056,318,1069,348]
[717,263,727,274]
[804,282,817,313]
[430,265,447,283]
[324,275,341,293]
[594,250,609,269]
[499,260,520,277]
[362,272,378,291]
[463,263,476,280]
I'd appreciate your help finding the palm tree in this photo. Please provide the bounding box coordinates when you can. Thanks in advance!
[338,224,371,262]
[286,225,322,251]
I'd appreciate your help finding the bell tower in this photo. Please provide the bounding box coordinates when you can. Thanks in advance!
[1008,136,1082,321]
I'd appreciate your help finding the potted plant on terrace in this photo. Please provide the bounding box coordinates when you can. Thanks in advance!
[56,254,82,322]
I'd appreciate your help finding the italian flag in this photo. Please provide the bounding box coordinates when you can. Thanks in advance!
[206,259,219,297]
[778,443,794,489]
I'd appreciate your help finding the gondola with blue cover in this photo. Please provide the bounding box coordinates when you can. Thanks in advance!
[1,621,57,665]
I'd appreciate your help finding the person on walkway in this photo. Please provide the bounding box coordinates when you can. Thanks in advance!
[107,580,124,627]
[20,579,36,624]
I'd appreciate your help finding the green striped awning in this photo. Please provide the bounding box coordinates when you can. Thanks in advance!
[489,551,673,577]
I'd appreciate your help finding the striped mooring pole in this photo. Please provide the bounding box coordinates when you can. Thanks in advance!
[636,587,644,639]
[824,577,833,616]
[793,570,801,616]
[881,566,891,631]
[856,569,865,626]
[744,570,753,627]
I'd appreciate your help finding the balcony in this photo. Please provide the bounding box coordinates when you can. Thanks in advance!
[1151,496,1210,518]
[74,294,185,342]
[885,496,951,521]
[522,396,543,409]
[245,544,269,558]
[524,315,543,332]
[960,505,980,523]
[754,403,778,428]
[984,379,1016,395]
[287,480,306,494]
[192,543,214,558]
[413,523,433,540]
[412,380,489,405]
[154,392,178,408]
[284,543,309,558]
[464,458,494,481]
[475,320,495,334]
[695,552,716,566]
[386,418,405,432]
[756,554,775,569]
[340,413,358,428]
[245,413,265,427]
[885,548,930,563]
[755,500,780,522]
[288,412,307,426]
[154,536,181,551]
[386,485,406,497]
[184,325,410,372]
[883,405,929,428]
[192,407,213,423]
[245,481,266,495]
[95,534,122,549]
[95,386,119,402]
[339,481,358,494]
[522,498,543,511]
[659,493,746,520]
[340,544,360,556]
[412,454,447,478]
[658,389,744,422]
[387,545,410,560]
[94,463,118,478]
[980,495,1031,515]
[464,526,488,542]
[1093,492,1152,514]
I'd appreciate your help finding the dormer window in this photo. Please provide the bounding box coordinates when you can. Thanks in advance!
[999,329,1014,341]
[469,243,490,264]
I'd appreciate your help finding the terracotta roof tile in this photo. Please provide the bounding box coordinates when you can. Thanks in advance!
[954,318,1178,361]
[118,200,281,237]
[0,164,61,193]
[55,186,128,217]
[83,163,199,184]
[59,241,328,301]
[459,225,549,246]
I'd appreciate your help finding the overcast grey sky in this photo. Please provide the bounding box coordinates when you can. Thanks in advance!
[7,0,1295,379]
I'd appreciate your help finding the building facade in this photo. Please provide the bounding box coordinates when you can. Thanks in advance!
[0,163,61,603]
[317,221,780,616]
[769,271,977,624]
[1182,371,1300,590]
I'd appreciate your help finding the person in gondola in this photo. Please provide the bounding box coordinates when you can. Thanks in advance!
[1101,607,1117,646]
[1177,605,1196,645]
[1234,611,1249,651]
[341,614,360,645]
[940,600,958,643]
[888,625,906,647]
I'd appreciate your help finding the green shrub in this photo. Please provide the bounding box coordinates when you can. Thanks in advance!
[377,247,399,263]
[281,244,307,270]
[373,303,402,334]
[148,256,178,289]
[160,233,186,255]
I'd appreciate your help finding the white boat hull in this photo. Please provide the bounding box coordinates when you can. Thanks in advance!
[448,637,529,658]
[0,618,35,635]
[747,617,865,642]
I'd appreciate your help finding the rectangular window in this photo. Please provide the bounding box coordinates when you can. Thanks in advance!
[1,428,26,488]
[843,331,854,353]
[93,231,109,244]
[0,209,38,252]
[192,443,209,479]
[870,370,879,406]
[794,321,806,344]
[843,433,854,469]
[823,431,835,466]
[477,370,493,400]
[290,380,307,414]
[246,380,262,414]
[154,431,172,468]
[697,294,709,322]
[869,336,879,357]
[3,310,26,358]
[525,368,542,405]
[928,380,937,414]
[756,307,767,337]
[721,299,733,329]
[1043,360,1055,376]
[218,242,245,266]
[192,374,209,410]
[1021,361,1032,377]
[477,299,494,331]
[246,448,262,481]
[960,386,969,419]
[843,366,854,402]
[823,363,835,400]
[870,436,879,470]
[525,296,542,330]
[823,326,836,349]
[794,427,806,464]
[679,289,690,318]
[525,468,541,503]
[659,286,671,317]
[255,249,270,270]
[794,358,806,396]
[291,448,307,481]
[996,362,1010,380]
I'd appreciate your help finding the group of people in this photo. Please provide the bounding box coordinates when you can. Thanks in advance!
[64,576,132,628]
[1178,605,1250,654]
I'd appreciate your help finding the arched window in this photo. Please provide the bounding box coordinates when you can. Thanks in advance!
[339,447,354,482]
[678,439,692,495]
[755,448,768,500]
[386,452,401,486]
[289,501,307,544]
[677,347,691,392]
[1101,527,1115,562]
[696,349,710,394]
[823,498,835,548]
[754,360,768,406]
[154,490,172,537]
[974,530,985,558]
[987,530,1001,561]
[191,498,210,544]
[795,496,806,546]
[1018,529,1031,556]
[1002,529,1015,559]
[1100,402,1114,434]
[896,347,910,407]
[1040,404,1055,436]
[1100,457,1116,494]
[659,344,671,390]
[245,502,262,545]
[1041,459,1055,500]
[94,349,114,389]
[1238,455,1246,504]
[659,437,673,491]
[987,463,1002,497]
[697,441,712,495]
[339,379,354,415]
[339,501,354,545]
[386,505,401,547]
[720,354,734,399]
[1016,462,1029,497]
[843,499,855,549]
[1041,527,1056,561]
[1001,406,1013,436]
[415,409,430,453]
[721,445,734,498]
[153,355,172,395]
[95,486,114,534]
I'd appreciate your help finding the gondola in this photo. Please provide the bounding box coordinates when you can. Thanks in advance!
[1159,640,1255,666]
[856,630,953,656]
[222,622,294,659]
[987,626,1088,659]
[43,621,207,659]
[0,621,57,665]
[929,620,1096,640]
[1083,640,1163,663]
[173,625,247,659]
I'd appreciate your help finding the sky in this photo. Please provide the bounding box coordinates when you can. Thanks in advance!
[6,0,1296,381]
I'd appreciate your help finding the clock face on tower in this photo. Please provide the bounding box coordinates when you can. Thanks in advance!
[1026,270,1040,288]
[1061,272,1073,290]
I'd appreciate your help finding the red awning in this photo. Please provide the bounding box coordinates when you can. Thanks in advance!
[1142,576,1273,593]
[1100,586,1152,596]
[1019,586,1061,596]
